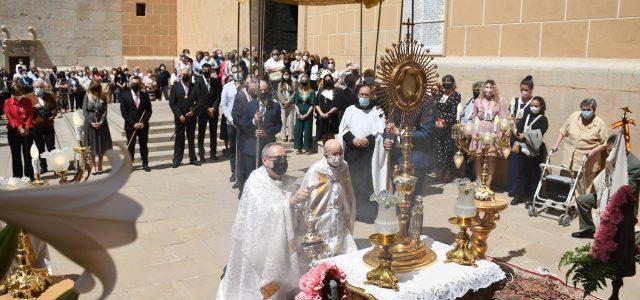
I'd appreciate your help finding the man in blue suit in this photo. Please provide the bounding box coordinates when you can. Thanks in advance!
[237,79,282,195]
[383,95,435,205]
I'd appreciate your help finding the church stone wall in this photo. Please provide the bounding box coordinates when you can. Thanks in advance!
[0,0,123,68]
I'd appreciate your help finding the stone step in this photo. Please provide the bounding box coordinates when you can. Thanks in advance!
[119,124,225,137]
[103,141,295,165]
[118,139,226,153]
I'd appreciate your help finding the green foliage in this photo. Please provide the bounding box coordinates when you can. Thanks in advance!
[0,224,20,280]
[558,244,617,298]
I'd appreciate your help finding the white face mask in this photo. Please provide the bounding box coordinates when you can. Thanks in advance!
[530,106,541,114]
[484,87,493,97]
[326,154,343,167]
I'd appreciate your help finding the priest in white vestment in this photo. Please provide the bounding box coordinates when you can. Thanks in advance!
[337,85,388,223]
[300,139,357,262]
[217,142,310,300]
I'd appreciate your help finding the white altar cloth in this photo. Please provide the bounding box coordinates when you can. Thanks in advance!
[320,236,505,300]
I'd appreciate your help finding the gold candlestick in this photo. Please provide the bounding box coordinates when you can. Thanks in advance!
[445,217,480,267]
[0,230,52,298]
[365,233,403,291]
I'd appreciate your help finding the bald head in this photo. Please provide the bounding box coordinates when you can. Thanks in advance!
[323,139,343,156]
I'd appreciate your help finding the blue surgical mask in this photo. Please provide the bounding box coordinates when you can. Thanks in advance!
[581,110,594,119]
[358,97,370,108]
[34,87,43,96]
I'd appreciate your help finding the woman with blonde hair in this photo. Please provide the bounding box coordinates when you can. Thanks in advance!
[471,79,507,187]
[83,80,113,174]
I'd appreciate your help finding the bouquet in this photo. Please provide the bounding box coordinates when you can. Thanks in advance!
[295,261,347,300]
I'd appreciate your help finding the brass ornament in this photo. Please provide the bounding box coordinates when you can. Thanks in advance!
[445,217,480,267]
[0,230,52,299]
[365,233,403,291]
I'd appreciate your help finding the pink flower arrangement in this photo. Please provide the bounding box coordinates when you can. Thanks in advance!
[295,261,347,300]
[590,184,637,262]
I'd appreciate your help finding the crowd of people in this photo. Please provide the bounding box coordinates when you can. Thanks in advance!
[0,48,624,240]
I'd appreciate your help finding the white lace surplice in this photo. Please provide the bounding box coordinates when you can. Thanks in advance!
[322,236,505,300]
[301,159,357,260]
[217,167,301,300]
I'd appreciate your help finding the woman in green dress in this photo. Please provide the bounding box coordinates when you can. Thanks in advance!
[293,74,316,154]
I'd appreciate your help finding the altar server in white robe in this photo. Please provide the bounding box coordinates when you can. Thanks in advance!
[300,139,357,261]
[337,85,388,223]
[217,142,310,300]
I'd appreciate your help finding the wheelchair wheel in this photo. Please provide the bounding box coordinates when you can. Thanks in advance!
[528,205,537,217]
[559,214,572,226]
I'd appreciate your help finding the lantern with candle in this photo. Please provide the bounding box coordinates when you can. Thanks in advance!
[29,144,48,186]
[445,178,481,266]
[41,148,75,184]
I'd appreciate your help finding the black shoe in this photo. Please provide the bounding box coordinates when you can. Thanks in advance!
[232,182,239,189]
[200,156,207,163]
[190,160,201,166]
[172,162,180,168]
[571,229,595,239]
[510,197,521,205]
[210,155,219,161]
[143,164,151,172]
[222,149,228,156]
[508,191,516,197]
[229,175,236,182]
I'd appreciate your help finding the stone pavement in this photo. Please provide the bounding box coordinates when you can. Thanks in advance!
[0,106,638,299]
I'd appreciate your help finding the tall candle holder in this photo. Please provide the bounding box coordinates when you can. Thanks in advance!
[452,112,512,258]
[0,230,52,298]
[445,179,480,267]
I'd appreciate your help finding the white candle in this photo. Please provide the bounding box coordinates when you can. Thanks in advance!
[463,123,473,136]
[75,127,82,141]
[482,133,494,146]
[31,159,39,176]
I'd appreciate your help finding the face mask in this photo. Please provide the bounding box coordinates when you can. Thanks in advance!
[303,55,308,61]
[472,91,480,98]
[443,83,453,90]
[272,54,278,59]
[300,79,308,85]
[259,91,269,100]
[530,106,540,114]
[324,80,333,87]
[233,73,240,80]
[203,70,211,77]
[295,56,301,61]
[359,97,370,108]
[484,87,493,97]
[182,75,191,83]
[581,110,594,119]
[283,75,290,80]
[34,87,43,96]
[160,67,165,70]
[326,154,343,167]
[270,157,288,176]
[204,56,210,60]
[131,84,141,92]
[328,63,334,69]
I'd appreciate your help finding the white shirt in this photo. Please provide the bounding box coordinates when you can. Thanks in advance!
[220,81,238,125]
[310,65,319,81]
[264,58,284,72]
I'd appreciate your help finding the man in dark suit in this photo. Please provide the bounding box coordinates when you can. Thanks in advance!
[120,75,153,171]
[195,63,221,162]
[237,80,282,194]
[230,74,251,190]
[169,69,199,168]
[49,66,58,94]
[334,73,357,123]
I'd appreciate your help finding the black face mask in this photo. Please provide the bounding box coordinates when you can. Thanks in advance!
[443,83,453,90]
[324,80,333,88]
[270,157,288,176]
[131,84,141,92]
[203,71,210,77]
[259,91,269,100]
[182,75,191,83]
[473,91,480,98]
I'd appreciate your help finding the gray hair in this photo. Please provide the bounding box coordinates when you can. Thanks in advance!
[34,78,45,87]
[261,142,283,157]
[580,98,597,111]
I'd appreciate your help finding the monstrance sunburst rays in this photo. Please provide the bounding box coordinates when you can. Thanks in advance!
[374,30,439,127]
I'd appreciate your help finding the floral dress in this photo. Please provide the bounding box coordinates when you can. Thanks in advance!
[433,91,461,171]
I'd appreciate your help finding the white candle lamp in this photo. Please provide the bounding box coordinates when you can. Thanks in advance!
[454,151,465,169]
[73,110,84,141]
[453,178,477,218]
[499,117,511,132]
[42,148,74,174]
[30,144,48,186]
[481,133,495,146]
[463,123,473,137]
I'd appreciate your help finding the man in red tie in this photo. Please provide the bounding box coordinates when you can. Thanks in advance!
[119,75,153,171]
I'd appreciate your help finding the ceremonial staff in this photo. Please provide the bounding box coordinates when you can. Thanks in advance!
[127,110,146,148]
[255,101,265,169]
